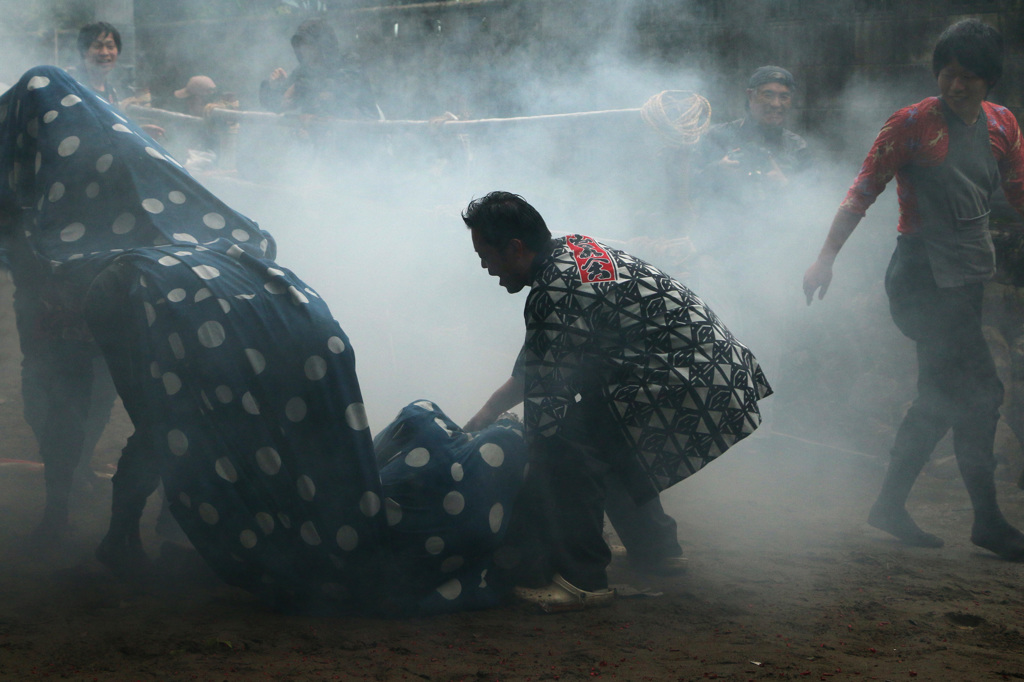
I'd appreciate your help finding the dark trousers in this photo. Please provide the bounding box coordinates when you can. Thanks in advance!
[605,476,681,563]
[504,398,681,592]
[82,261,162,541]
[885,240,1004,510]
[12,287,107,521]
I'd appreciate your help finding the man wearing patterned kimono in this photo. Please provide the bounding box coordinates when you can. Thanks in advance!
[803,19,1024,560]
[464,191,771,611]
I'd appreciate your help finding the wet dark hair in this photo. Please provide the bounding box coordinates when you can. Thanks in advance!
[77,22,122,58]
[462,191,551,252]
[932,19,1003,85]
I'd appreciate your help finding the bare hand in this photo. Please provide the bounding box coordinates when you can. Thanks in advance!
[269,68,288,82]
[803,259,833,305]
[715,150,741,170]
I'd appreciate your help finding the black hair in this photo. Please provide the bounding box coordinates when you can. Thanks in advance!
[77,22,122,57]
[462,191,551,252]
[291,18,341,66]
[932,19,1003,85]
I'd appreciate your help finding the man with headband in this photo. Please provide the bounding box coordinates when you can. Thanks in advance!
[688,66,811,372]
[692,65,809,214]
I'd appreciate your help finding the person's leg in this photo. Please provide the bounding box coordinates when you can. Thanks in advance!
[527,433,611,592]
[948,286,1024,559]
[604,475,684,572]
[33,341,93,538]
[83,261,161,575]
[871,261,953,547]
[867,387,950,547]
[13,287,48,450]
[77,356,117,469]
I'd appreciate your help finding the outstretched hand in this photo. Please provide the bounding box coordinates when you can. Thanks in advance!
[803,259,833,305]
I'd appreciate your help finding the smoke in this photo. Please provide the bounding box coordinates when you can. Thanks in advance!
[156,1,928,459]
[0,0,993,561]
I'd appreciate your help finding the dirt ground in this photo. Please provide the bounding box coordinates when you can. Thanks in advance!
[2,275,1024,682]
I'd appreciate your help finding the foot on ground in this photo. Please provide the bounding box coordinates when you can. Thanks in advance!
[96,535,155,580]
[514,574,615,613]
[971,519,1024,561]
[868,503,944,548]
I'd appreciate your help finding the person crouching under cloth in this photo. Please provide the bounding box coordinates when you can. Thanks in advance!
[463,191,772,612]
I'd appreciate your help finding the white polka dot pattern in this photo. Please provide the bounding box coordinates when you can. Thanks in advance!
[335,526,358,551]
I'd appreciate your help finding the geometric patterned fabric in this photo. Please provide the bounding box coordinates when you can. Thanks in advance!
[520,235,772,498]
[0,66,525,615]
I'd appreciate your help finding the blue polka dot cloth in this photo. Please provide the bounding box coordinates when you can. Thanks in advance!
[375,400,528,614]
[0,66,528,615]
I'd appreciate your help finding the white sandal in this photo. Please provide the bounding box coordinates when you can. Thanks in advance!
[514,573,615,613]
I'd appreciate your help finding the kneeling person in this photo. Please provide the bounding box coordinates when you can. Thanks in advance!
[463,192,772,611]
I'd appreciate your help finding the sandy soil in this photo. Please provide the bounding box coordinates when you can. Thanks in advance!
[2,274,1024,682]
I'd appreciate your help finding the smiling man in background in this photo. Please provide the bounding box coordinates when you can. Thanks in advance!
[692,65,810,215]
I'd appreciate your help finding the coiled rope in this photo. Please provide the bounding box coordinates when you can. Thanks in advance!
[640,90,712,147]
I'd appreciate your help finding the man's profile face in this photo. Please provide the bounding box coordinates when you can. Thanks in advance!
[471,228,528,294]
[747,82,792,127]
[84,32,119,76]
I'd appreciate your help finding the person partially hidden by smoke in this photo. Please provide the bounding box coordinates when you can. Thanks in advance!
[687,66,811,368]
[463,191,772,612]
[803,19,1024,561]
[167,75,240,171]
[691,66,810,228]
[259,18,381,120]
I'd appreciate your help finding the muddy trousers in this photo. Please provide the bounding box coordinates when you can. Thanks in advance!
[881,274,1005,522]
[82,261,162,546]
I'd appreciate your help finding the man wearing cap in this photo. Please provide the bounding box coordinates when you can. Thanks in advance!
[693,65,809,214]
[688,66,810,360]
[169,75,239,169]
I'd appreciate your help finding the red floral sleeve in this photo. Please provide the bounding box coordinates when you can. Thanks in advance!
[839,99,948,221]
[985,102,1024,217]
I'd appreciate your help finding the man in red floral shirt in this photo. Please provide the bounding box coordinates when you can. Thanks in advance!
[803,19,1024,560]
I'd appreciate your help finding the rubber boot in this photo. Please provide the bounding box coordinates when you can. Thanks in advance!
[96,463,155,580]
[868,411,946,548]
[96,503,153,579]
[956,425,1024,561]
